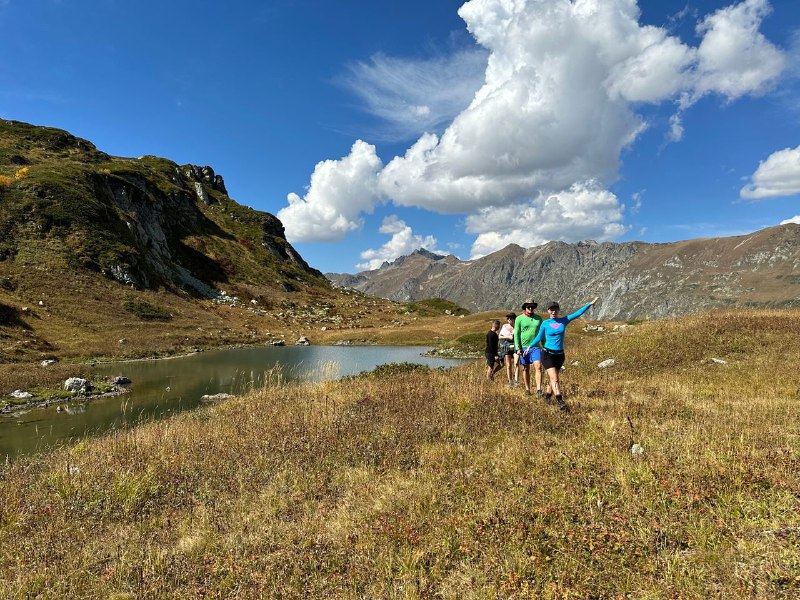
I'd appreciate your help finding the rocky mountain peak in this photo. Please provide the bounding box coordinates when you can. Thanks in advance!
[326,224,800,320]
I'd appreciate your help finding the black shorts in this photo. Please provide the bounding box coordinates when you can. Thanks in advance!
[541,349,565,371]
[486,354,499,368]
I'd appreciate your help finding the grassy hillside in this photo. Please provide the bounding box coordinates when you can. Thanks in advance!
[0,309,798,597]
[0,120,318,287]
[0,120,441,392]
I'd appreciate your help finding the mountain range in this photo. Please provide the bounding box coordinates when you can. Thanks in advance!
[326,225,800,320]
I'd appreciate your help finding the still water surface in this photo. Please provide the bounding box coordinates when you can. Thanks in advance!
[0,345,469,459]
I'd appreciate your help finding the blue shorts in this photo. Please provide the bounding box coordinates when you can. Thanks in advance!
[520,347,541,365]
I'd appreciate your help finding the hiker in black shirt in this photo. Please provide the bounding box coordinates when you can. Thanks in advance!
[485,319,501,380]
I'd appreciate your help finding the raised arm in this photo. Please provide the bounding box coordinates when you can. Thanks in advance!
[566,297,599,323]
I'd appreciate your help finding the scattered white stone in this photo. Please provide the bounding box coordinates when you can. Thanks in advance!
[321,326,328,331]
[296,336,310,346]
[64,378,90,393]
[200,393,234,403]
[584,324,605,332]
[711,358,728,365]
[21,307,30,313]
[40,359,57,366]
[10,390,33,399]
[118,338,127,345]
[38,300,45,306]
[69,466,80,475]
[570,360,581,366]
[597,359,617,369]
[250,299,258,305]
[630,444,645,457]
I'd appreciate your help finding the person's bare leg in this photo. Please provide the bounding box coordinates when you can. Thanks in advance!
[534,360,543,393]
[546,368,568,411]
[544,368,558,404]
[505,355,513,384]
[521,364,531,393]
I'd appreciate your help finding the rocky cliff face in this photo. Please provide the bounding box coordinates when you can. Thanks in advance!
[327,225,800,320]
[0,119,323,297]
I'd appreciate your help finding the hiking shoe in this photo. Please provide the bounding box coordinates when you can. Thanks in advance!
[544,393,553,405]
[558,401,569,413]
[524,389,532,396]
[536,389,544,398]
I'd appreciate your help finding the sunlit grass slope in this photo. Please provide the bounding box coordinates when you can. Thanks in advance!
[0,310,798,598]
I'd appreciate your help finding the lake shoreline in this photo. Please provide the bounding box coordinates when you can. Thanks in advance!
[0,385,130,416]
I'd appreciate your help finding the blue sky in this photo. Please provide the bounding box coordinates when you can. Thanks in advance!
[1,0,799,274]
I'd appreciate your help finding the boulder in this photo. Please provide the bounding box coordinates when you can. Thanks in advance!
[10,390,33,399]
[40,359,57,366]
[296,336,310,346]
[597,359,616,369]
[112,376,131,385]
[64,378,91,393]
[200,393,234,403]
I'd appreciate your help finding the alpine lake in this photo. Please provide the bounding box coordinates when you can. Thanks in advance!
[1,345,470,459]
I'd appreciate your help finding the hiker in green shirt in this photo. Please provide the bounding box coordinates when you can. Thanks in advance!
[513,300,543,396]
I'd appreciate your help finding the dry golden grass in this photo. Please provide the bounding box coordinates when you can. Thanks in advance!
[0,309,798,598]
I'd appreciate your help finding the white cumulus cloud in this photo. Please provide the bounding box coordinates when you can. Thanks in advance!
[691,0,786,102]
[465,183,628,258]
[278,140,384,243]
[781,215,800,224]
[283,0,787,250]
[356,216,440,270]
[378,0,785,213]
[740,145,800,199]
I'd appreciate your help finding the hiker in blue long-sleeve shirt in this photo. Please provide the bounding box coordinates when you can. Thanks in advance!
[525,297,598,412]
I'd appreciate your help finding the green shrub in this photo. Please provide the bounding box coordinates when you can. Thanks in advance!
[343,362,433,381]
[404,298,469,317]
[122,300,172,321]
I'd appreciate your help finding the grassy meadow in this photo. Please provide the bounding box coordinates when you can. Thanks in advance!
[1,309,799,598]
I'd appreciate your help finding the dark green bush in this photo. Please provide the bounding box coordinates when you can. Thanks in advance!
[122,300,173,321]
[404,298,469,316]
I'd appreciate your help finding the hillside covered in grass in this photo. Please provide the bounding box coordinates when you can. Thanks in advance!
[0,120,322,291]
[1,309,798,598]
[0,120,434,371]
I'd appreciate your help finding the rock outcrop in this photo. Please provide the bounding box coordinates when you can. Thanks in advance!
[0,119,324,297]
